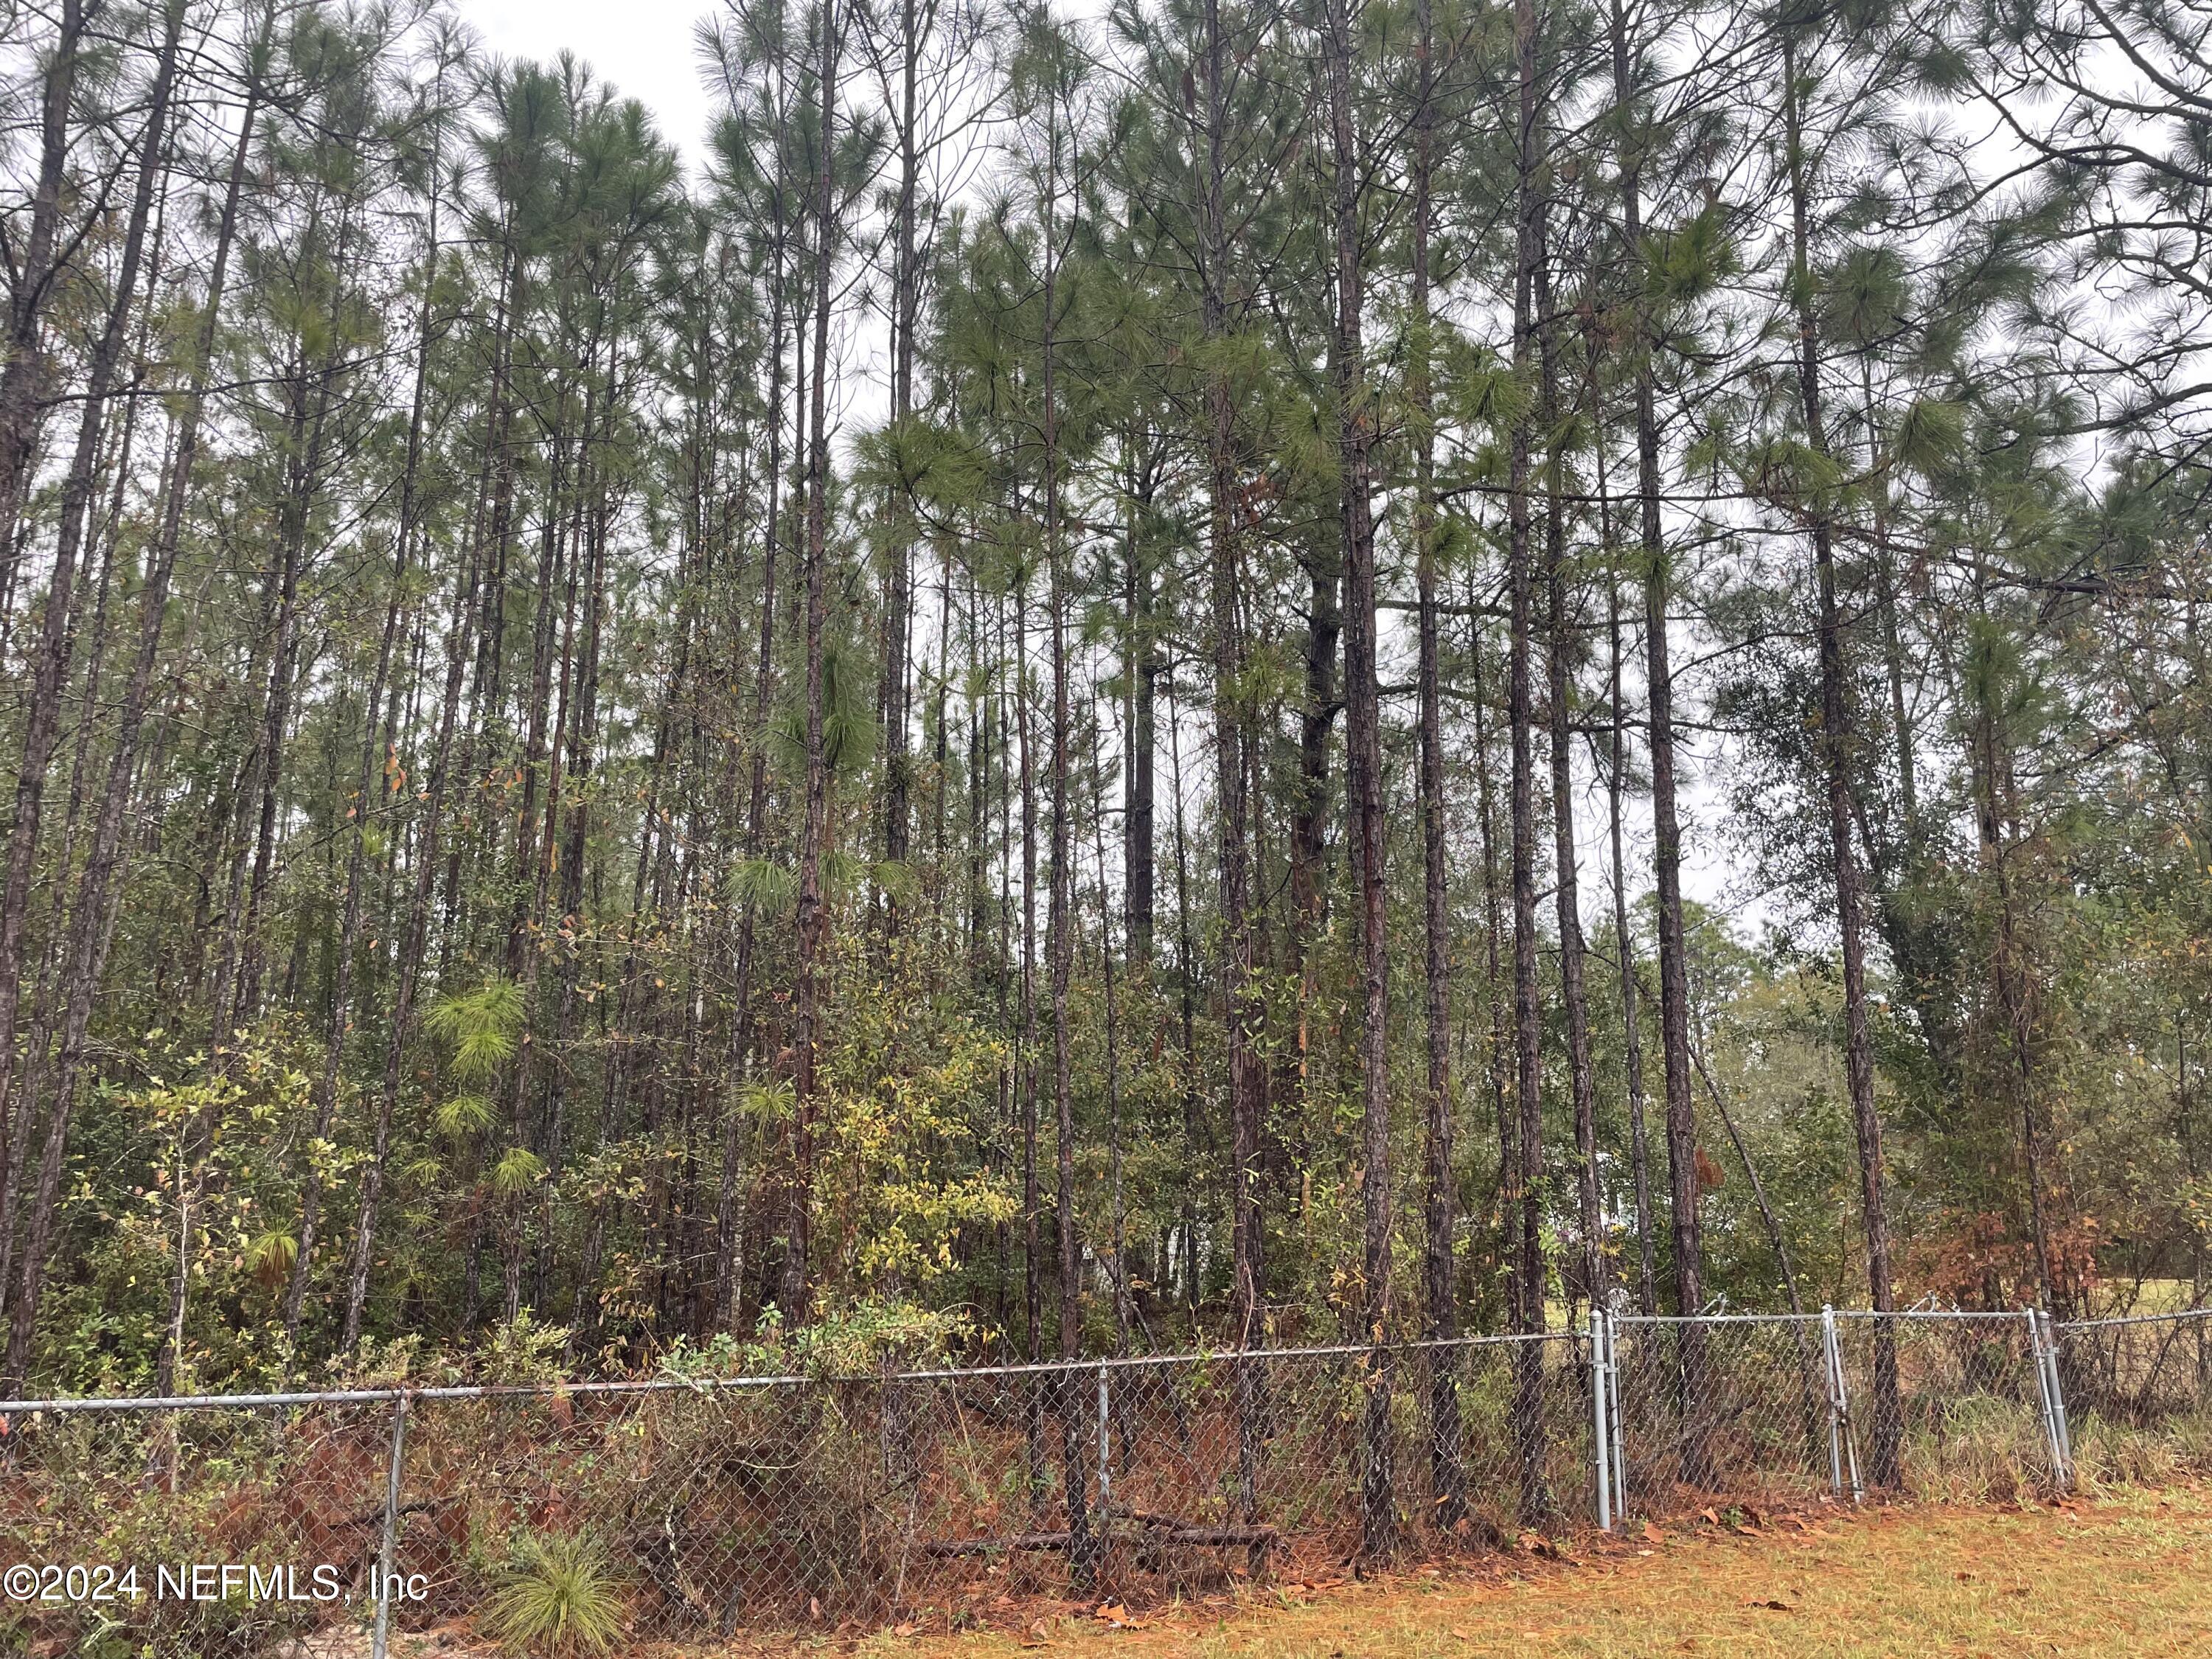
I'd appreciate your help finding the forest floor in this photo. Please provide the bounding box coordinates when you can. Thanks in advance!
[806,1484,2212,1659]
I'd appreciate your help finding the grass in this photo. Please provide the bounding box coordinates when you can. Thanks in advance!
[840,1485,2212,1659]
[483,1530,630,1657]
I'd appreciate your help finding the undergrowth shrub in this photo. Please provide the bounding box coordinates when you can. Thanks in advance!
[485,1531,628,1657]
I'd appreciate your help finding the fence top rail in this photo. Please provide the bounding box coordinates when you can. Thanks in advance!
[2058,1307,2212,1333]
[0,1373,812,1415]
[1611,1305,2089,1329]
[18,1307,2200,1416]
[1613,1311,1823,1326]
[1828,1308,2037,1323]
[891,1328,1577,1384]
[0,1329,1586,1416]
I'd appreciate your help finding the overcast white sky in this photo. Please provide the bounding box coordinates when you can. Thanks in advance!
[470,0,717,160]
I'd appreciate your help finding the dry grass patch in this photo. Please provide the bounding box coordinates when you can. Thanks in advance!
[844,1485,2212,1659]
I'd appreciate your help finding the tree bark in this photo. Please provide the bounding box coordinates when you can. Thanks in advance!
[1607,0,1705,1481]
[285,143,445,1349]
[784,0,842,1328]
[1537,257,1602,1312]
[1411,0,1464,1528]
[1508,0,1554,1528]
[1607,560,1658,1316]
[1782,27,1899,1486]
[1323,0,1396,1565]
[0,0,91,569]
[1,1,184,1385]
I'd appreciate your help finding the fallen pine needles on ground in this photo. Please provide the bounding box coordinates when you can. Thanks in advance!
[818,1484,2212,1659]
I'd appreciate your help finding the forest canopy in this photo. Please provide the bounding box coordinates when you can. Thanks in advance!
[0,0,2206,1400]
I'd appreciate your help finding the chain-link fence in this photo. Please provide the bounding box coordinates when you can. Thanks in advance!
[1,1310,2204,1655]
[1604,1307,2081,1516]
[2055,1307,2212,1486]
[1610,1313,1834,1506]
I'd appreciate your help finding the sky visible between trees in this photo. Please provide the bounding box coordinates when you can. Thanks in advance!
[0,0,2205,1419]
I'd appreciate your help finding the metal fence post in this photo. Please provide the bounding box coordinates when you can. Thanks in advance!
[372,1391,410,1659]
[1605,1306,1627,1521]
[2042,1312,2073,1484]
[2027,1308,2057,1490]
[1590,1309,1612,1531]
[1820,1307,1842,1498]
[2030,1310,2072,1492]
[1821,1307,1863,1503]
[1096,1364,1111,1521]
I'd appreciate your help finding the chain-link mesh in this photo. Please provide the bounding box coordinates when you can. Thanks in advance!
[1427,1334,1596,1540]
[2056,1309,2212,1485]
[2059,1309,2212,1425]
[1611,1315,1834,1507]
[3,1311,2200,1649]
[0,1401,390,1657]
[1607,1310,2067,1514]
[379,1338,1598,1641]
[1829,1312,2053,1503]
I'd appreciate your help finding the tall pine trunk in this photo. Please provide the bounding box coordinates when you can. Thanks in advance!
[286,162,445,1347]
[1411,0,1464,1528]
[1537,257,1602,1310]
[1,3,184,1383]
[1507,0,1553,1526]
[784,0,842,1327]
[1323,0,1396,1565]
[0,0,88,572]
[1782,27,1899,1483]
[1608,0,1705,1481]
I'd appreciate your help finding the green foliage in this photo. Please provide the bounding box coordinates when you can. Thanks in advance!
[10,0,2212,1407]
[425,981,526,1083]
[434,1092,499,1143]
[490,1146,548,1197]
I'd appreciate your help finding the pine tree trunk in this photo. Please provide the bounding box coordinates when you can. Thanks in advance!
[1197,0,1267,1547]
[1,4,184,1385]
[1537,257,1602,1312]
[1469,618,1519,1338]
[1037,102,1094,1579]
[1411,0,1464,1529]
[0,29,257,1343]
[1123,435,1155,970]
[1324,0,1396,1565]
[285,163,445,1349]
[785,0,841,1328]
[0,0,89,571]
[1508,0,1553,1527]
[716,160,790,1329]
[1609,0,1705,1481]
[1782,28,1899,1484]
[1607,565,1658,1316]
